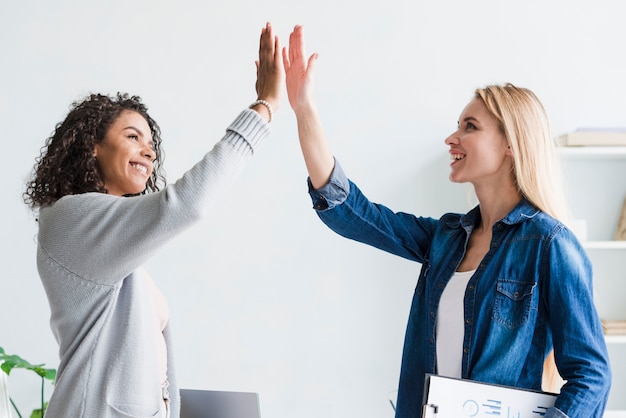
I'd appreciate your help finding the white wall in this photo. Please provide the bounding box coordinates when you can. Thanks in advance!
[2,0,625,417]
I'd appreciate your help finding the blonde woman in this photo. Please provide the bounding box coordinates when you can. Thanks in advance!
[283,25,610,418]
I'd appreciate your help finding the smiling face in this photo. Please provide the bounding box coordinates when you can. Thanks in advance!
[93,110,155,196]
[444,98,513,187]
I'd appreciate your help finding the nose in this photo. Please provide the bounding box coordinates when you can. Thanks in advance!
[444,130,460,146]
[143,142,156,161]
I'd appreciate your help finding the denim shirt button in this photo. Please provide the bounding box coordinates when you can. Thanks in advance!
[465,319,471,325]
[430,311,435,317]
[313,196,329,210]
[463,348,469,354]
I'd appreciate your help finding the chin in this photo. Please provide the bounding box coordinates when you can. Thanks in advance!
[449,175,470,184]
[449,174,462,183]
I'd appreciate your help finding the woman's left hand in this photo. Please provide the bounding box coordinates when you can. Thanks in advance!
[254,22,284,117]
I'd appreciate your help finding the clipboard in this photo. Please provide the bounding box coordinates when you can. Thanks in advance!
[422,374,557,417]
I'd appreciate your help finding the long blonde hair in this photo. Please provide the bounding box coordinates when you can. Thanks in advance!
[475,84,571,224]
[475,83,567,393]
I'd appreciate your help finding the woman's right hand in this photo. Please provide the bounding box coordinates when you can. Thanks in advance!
[253,22,284,121]
[282,25,334,189]
[283,25,318,115]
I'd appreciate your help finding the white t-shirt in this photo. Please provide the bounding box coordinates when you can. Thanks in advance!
[436,269,475,378]
[145,272,170,386]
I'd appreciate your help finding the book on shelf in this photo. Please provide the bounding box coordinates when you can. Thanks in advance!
[601,319,626,335]
[556,128,626,147]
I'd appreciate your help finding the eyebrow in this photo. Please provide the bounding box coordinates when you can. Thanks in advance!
[458,116,479,126]
[121,125,154,147]
[122,126,145,135]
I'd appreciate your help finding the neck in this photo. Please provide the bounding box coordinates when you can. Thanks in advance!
[474,182,522,231]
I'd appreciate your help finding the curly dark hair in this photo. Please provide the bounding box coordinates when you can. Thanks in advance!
[24,92,166,209]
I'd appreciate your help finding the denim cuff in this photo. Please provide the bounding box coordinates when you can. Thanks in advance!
[307,158,350,211]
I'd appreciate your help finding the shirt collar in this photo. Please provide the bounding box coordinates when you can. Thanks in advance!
[458,198,540,228]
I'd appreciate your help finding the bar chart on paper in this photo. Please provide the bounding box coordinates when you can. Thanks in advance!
[422,375,556,418]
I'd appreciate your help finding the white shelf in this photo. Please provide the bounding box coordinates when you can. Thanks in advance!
[605,335,626,344]
[557,146,626,159]
[583,241,626,250]
[557,140,626,412]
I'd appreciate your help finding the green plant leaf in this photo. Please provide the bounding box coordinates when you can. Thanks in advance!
[0,347,56,381]
[30,408,43,418]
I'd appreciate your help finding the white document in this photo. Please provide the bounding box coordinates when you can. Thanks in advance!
[423,374,557,418]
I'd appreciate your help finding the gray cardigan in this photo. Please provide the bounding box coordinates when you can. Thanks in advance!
[36,109,270,418]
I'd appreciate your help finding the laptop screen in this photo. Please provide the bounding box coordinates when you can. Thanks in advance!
[179,389,261,418]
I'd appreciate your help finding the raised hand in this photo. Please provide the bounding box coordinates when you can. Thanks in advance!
[283,25,318,114]
[282,24,334,188]
[253,22,284,120]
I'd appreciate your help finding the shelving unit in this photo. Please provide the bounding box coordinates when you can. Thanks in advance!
[558,145,626,413]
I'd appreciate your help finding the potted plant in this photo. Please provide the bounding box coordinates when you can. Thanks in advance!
[0,346,56,418]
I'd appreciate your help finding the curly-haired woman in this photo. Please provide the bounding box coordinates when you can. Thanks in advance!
[23,22,283,418]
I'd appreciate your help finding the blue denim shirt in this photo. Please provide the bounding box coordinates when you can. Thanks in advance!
[308,161,611,418]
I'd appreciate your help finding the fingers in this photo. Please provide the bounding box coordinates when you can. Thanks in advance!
[255,22,285,112]
[253,23,316,115]
[258,22,283,67]
[288,25,305,68]
[282,46,290,70]
[259,22,274,58]
[273,33,282,67]
[307,52,318,73]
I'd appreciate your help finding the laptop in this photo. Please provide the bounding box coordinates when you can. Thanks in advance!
[179,388,261,418]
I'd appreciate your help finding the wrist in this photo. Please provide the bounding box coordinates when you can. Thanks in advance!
[249,99,273,123]
[293,102,318,120]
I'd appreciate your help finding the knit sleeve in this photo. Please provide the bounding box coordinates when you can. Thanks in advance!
[37,109,270,285]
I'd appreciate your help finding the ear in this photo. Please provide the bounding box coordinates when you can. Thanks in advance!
[505,144,513,156]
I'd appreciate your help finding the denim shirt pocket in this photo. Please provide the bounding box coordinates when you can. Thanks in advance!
[492,279,536,329]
